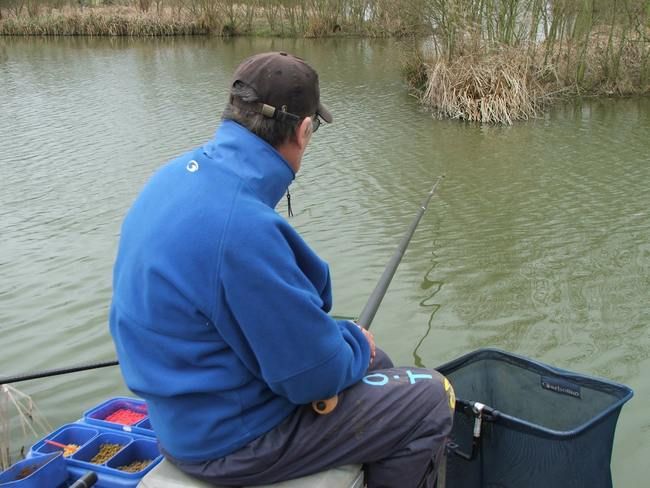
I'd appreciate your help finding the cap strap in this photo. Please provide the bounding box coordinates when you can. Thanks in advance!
[259,103,301,123]
[231,97,302,123]
[260,103,276,118]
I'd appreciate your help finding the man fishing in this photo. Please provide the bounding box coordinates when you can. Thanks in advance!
[109,51,453,487]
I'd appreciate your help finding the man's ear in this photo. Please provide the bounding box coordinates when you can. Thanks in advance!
[296,117,313,150]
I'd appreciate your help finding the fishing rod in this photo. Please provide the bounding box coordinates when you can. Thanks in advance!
[312,176,444,414]
[0,360,118,385]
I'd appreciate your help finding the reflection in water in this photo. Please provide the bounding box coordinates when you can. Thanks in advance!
[1,36,649,484]
[413,255,443,368]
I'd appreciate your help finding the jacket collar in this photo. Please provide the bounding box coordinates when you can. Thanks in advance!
[202,120,295,209]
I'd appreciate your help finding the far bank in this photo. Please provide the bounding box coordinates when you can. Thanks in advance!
[2,0,649,124]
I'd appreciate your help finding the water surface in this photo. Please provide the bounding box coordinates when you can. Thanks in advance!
[1,36,648,484]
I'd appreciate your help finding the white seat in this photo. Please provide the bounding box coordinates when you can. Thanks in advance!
[138,458,364,488]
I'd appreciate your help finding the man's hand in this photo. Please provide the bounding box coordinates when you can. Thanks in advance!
[355,323,376,365]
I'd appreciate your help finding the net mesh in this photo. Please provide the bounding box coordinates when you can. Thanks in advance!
[437,349,633,488]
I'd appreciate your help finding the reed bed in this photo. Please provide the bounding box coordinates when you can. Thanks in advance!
[0,6,206,36]
[0,1,426,37]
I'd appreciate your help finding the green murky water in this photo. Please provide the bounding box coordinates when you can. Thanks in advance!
[1,36,648,484]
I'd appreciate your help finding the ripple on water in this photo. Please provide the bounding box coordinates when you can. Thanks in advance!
[1,37,649,484]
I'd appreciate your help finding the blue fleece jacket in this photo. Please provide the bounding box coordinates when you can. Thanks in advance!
[109,120,370,462]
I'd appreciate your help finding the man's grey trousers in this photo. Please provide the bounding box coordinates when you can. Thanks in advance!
[166,349,454,488]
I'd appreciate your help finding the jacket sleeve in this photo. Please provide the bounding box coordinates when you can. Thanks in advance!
[217,215,371,405]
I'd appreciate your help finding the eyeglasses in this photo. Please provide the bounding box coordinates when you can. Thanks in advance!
[311,115,321,133]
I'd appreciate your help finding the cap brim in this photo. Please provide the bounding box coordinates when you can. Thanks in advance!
[317,102,333,123]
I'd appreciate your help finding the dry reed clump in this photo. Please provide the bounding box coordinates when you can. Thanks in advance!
[419,48,557,125]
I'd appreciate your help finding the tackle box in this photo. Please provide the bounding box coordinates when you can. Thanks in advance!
[28,423,162,487]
